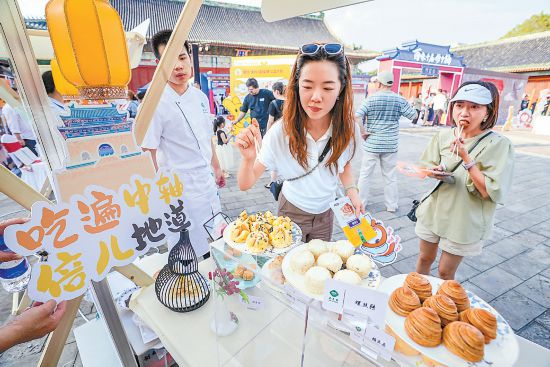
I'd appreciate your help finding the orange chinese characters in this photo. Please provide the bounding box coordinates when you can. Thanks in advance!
[123,179,151,215]
[15,207,78,251]
[96,235,134,276]
[156,173,183,204]
[37,252,86,297]
[78,191,121,234]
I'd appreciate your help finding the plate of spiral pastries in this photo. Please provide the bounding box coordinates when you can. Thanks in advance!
[224,210,302,255]
[281,239,381,300]
[378,273,518,367]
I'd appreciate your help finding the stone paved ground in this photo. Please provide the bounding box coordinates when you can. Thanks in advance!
[0,125,549,365]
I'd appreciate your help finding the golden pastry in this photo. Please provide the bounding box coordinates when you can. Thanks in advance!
[230,219,250,243]
[385,325,420,356]
[389,285,421,316]
[238,210,248,221]
[273,216,292,230]
[242,270,254,281]
[404,307,442,347]
[264,210,275,223]
[172,276,201,297]
[423,294,459,327]
[234,265,245,278]
[459,308,497,344]
[270,226,293,248]
[405,272,433,302]
[437,280,470,312]
[245,231,269,253]
[443,321,485,362]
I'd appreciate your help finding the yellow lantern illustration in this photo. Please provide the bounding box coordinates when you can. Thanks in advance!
[50,58,79,98]
[45,0,131,99]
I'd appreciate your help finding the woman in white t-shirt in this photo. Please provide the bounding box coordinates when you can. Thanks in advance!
[236,43,363,241]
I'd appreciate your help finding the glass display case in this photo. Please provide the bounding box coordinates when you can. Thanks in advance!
[208,240,403,367]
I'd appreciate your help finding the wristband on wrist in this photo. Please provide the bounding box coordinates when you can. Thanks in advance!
[462,161,476,170]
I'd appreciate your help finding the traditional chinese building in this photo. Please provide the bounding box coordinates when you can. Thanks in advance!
[377,40,466,99]
[24,0,379,93]
[452,31,550,103]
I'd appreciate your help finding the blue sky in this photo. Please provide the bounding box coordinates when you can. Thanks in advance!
[19,0,548,51]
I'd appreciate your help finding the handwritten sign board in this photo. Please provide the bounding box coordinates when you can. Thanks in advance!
[4,172,185,302]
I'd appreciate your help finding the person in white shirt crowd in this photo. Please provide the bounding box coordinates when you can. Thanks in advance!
[236,43,363,242]
[41,71,69,119]
[1,102,38,156]
[432,89,448,126]
[141,30,225,257]
[41,70,69,162]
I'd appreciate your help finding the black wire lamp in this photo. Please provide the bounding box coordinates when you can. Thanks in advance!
[155,224,210,312]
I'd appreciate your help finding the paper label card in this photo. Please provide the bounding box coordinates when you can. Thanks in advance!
[343,287,389,328]
[241,295,264,310]
[364,325,395,361]
[322,279,348,314]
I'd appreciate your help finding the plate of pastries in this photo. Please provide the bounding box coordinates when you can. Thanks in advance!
[211,246,261,290]
[379,273,518,367]
[224,210,302,255]
[281,239,381,300]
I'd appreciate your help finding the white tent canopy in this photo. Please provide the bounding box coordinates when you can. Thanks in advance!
[261,0,371,22]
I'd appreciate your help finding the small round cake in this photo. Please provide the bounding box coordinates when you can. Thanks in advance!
[290,250,315,274]
[330,240,355,262]
[333,269,361,285]
[304,266,332,294]
[317,252,343,273]
[307,239,328,259]
[345,254,372,278]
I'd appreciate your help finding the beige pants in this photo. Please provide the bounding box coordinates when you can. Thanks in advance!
[278,194,334,242]
[415,220,483,257]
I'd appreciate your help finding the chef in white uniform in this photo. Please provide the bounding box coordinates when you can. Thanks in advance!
[142,30,224,257]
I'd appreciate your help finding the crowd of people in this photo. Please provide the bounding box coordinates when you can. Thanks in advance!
[409,88,450,126]
[0,34,517,353]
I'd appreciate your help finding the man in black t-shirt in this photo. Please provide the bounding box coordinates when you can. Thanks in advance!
[235,78,275,136]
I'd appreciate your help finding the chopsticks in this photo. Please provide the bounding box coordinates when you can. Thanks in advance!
[452,125,463,159]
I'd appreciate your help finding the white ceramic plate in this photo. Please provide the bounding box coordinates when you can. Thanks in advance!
[378,274,519,367]
[223,220,302,256]
[281,244,381,301]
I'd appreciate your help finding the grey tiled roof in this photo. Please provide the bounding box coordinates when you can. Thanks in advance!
[452,31,550,72]
[24,1,377,60]
[110,0,340,49]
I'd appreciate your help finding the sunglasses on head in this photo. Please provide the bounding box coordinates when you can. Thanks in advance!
[300,43,344,55]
